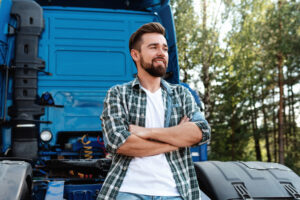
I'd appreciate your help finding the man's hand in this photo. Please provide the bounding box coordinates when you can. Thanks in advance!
[179,115,190,125]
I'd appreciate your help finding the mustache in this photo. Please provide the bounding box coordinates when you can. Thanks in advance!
[152,57,166,62]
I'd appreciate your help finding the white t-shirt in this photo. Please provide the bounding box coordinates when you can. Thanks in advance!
[119,87,180,196]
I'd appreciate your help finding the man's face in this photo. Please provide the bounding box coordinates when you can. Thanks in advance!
[136,33,169,77]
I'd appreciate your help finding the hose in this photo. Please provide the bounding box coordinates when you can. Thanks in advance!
[80,134,93,159]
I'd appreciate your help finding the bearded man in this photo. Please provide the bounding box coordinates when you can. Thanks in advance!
[97,22,211,200]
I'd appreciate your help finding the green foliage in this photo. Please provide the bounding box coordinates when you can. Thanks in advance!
[171,0,300,173]
[170,0,200,82]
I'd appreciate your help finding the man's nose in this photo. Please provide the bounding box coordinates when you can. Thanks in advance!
[156,47,166,57]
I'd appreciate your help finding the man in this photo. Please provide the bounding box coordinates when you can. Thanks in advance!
[97,22,211,200]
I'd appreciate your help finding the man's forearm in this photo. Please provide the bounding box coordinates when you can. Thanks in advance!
[116,134,178,157]
[130,122,202,147]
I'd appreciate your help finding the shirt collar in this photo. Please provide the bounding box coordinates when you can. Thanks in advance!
[131,77,172,95]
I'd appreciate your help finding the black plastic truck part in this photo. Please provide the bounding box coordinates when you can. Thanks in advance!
[9,0,45,159]
[195,161,300,200]
[0,160,32,200]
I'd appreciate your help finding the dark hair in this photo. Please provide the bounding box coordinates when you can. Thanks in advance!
[129,22,166,52]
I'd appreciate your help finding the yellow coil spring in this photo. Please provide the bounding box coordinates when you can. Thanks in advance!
[81,134,93,159]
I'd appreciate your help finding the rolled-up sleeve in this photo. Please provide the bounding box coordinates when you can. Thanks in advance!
[100,86,131,154]
[182,87,211,145]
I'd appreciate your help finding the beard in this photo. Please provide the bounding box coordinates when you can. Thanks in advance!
[140,56,167,77]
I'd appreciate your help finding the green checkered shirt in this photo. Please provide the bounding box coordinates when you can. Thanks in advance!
[97,78,211,200]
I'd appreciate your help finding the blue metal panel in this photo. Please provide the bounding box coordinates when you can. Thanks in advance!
[37,7,161,145]
[157,2,180,84]
[0,0,12,45]
[35,0,167,11]
[45,181,64,200]
[1,128,11,153]
[0,0,14,154]
[190,144,207,161]
[180,83,208,161]
[0,0,12,119]
[200,143,208,161]
[64,184,102,200]
[191,146,201,162]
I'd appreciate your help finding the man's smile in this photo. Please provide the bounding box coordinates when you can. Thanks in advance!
[153,58,166,66]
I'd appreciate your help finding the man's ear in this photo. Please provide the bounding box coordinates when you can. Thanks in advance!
[131,49,139,62]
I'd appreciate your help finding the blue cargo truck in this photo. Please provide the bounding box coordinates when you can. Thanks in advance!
[1,0,300,200]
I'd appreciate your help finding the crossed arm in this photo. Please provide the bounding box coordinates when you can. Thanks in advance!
[117,116,203,157]
[102,86,209,158]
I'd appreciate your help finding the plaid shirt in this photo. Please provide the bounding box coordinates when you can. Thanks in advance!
[97,78,211,200]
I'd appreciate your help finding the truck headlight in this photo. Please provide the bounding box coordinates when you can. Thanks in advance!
[40,130,52,142]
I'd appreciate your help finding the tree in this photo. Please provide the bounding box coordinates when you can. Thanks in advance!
[171,0,300,172]
[170,0,200,83]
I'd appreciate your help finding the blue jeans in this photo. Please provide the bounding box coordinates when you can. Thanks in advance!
[116,191,211,200]
[116,192,184,200]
